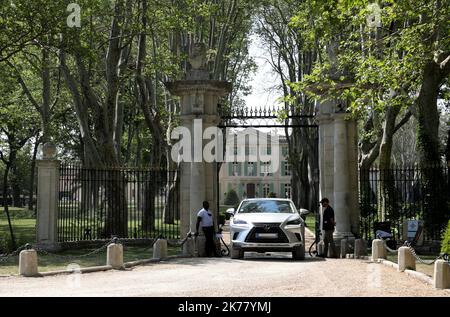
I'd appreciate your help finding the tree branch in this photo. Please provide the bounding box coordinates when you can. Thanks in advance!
[440,53,450,78]
[6,60,42,116]
[393,110,413,134]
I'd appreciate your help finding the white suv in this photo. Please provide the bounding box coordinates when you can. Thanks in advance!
[227,198,309,260]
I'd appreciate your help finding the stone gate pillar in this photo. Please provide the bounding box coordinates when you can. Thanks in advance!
[315,39,360,244]
[36,143,60,251]
[317,98,360,243]
[166,43,232,239]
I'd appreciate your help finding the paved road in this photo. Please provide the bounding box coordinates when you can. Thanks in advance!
[0,229,449,297]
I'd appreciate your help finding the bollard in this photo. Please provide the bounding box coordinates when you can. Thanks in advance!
[397,246,415,272]
[340,239,348,258]
[19,249,38,277]
[433,260,450,289]
[182,237,195,257]
[153,239,168,259]
[372,239,386,261]
[354,239,367,258]
[195,236,206,257]
[362,239,368,256]
[317,240,325,257]
[107,243,123,269]
[327,242,337,258]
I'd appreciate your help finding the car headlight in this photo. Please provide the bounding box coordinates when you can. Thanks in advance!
[286,218,301,225]
[232,219,248,225]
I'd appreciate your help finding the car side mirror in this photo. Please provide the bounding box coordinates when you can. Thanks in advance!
[299,208,310,216]
[225,208,235,217]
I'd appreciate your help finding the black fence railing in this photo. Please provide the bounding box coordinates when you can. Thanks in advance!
[58,164,180,242]
[359,165,449,243]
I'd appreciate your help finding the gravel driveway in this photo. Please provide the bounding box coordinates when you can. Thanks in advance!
[0,229,449,297]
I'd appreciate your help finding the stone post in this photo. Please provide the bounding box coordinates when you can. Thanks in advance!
[317,100,359,247]
[153,239,168,259]
[317,240,325,256]
[372,239,386,261]
[433,260,450,289]
[19,249,38,277]
[354,239,367,258]
[36,144,60,251]
[195,236,206,257]
[107,243,123,269]
[340,239,348,258]
[166,43,232,249]
[182,237,195,257]
[327,243,337,258]
[333,114,354,241]
[397,246,415,272]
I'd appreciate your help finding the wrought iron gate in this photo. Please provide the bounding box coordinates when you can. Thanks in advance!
[217,104,320,236]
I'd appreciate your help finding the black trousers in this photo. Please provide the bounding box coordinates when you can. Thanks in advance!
[202,226,217,256]
[323,230,334,257]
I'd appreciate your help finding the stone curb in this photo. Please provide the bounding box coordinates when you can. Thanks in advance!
[1,254,194,278]
[375,259,433,286]
[40,265,113,277]
[378,259,399,270]
[404,269,433,285]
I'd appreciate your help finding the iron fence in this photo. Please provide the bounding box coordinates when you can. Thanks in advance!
[359,165,449,243]
[58,164,180,242]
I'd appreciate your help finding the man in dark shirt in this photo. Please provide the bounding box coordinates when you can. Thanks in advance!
[320,198,335,257]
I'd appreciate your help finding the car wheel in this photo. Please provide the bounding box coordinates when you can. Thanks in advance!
[292,245,305,260]
[230,245,243,259]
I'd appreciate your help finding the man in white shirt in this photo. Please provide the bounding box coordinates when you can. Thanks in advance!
[195,201,219,257]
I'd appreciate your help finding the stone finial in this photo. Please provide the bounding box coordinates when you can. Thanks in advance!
[42,143,57,159]
[189,42,208,70]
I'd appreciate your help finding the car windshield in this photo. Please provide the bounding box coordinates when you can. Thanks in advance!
[238,200,295,214]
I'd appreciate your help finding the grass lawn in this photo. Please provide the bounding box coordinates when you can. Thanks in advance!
[1,207,182,275]
[1,207,180,250]
[304,213,317,231]
[0,208,36,251]
[0,245,181,275]
[386,253,437,278]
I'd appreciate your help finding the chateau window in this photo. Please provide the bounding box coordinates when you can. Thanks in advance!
[247,162,256,176]
[284,184,292,198]
[284,161,291,176]
[263,184,270,198]
[232,162,240,176]
[260,162,272,176]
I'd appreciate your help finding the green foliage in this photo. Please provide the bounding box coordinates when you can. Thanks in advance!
[224,189,240,206]
[441,220,450,255]
[289,0,450,116]
[268,192,277,198]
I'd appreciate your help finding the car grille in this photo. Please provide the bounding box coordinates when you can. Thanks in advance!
[245,223,289,243]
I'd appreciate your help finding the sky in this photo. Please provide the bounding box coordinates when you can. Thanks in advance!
[243,35,281,110]
[241,35,287,135]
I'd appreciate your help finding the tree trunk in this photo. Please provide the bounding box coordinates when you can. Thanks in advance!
[2,164,16,250]
[141,175,156,234]
[11,169,22,208]
[414,61,448,237]
[377,105,400,222]
[104,170,128,238]
[28,137,40,213]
